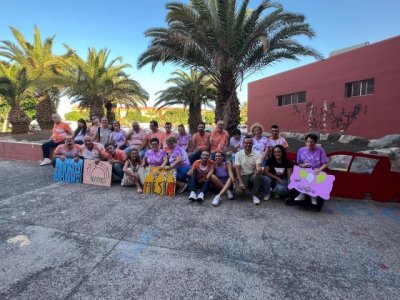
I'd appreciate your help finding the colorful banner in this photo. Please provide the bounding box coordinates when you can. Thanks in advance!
[288,166,335,200]
[83,159,112,187]
[143,167,176,196]
[54,158,83,183]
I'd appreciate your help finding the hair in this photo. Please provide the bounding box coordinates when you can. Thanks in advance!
[83,135,92,142]
[150,120,158,127]
[166,136,177,144]
[149,137,160,144]
[104,142,115,149]
[270,145,289,163]
[129,148,141,165]
[198,121,206,127]
[232,128,241,136]
[112,120,121,127]
[74,118,87,138]
[250,123,264,134]
[201,150,210,156]
[178,124,185,128]
[305,133,318,142]
[244,135,253,141]
[165,122,172,126]
[271,124,279,130]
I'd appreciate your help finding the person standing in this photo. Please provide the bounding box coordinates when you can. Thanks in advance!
[210,120,229,160]
[189,122,210,164]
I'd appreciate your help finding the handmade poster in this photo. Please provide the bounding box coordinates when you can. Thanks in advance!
[83,159,112,187]
[288,166,335,200]
[54,158,83,183]
[143,167,176,196]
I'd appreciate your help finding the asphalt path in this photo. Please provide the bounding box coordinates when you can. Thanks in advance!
[0,159,399,299]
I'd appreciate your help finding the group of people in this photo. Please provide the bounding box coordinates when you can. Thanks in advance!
[40,114,328,207]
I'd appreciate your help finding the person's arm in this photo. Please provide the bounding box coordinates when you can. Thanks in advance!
[264,166,284,185]
[160,155,168,169]
[314,163,327,175]
[206,163,214,180]
[287,167,293,179]
[235,164,245,190]
[187,166,194,177]
[165,155,182,170]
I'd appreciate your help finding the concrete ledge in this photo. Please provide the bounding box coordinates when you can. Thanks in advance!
[0,141,43,162]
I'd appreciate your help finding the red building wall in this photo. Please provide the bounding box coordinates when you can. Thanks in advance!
[248,36,400,139]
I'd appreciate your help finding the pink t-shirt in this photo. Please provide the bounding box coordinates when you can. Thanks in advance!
[210,129,229,153]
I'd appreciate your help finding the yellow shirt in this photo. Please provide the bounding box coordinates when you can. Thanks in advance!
[234,149,262,175]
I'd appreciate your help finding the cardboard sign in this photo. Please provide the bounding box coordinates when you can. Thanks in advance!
[54,158,83,183]
[83,159,112,187]
[288,166,335,200]
[143,167,176,196]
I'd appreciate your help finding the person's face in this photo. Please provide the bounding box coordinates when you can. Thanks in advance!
[165,124,172,133]
[217,122,224,131]
[51,115,60,123]
[131,151,139,160]
[84,138,93,148]
[112,122,120,130]
[78,121,84,128]
[214,153,222,163]
[106,145,115,154]
[150,141,159,150]
[234,133,240,140]
[273,147,283,160]
[150,122,157,131]
[132,122,140,131]
[65,137,74,146]
[201,151,209,161]
[306,138,316,150]
[101,118,108,127]
[178,127,184,135]
[91,117,99,125]
[271,127,279,137]
[244,138,253,151]
[198,124,205,133]
[167,140,176,149]
[253,127,261,136]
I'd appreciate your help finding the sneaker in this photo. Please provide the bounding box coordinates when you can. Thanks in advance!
[39,158,52,166]
[226,190,234,200]
[252,195,261,205]
[311,197,318,205]
[177,183,188,194]
[263,194,271,201]
[294,193,305,201]
[212,195,221,206]
[197,192,205,202]
[188,191,197,201]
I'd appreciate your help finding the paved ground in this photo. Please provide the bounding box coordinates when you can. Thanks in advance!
[0,159,399,299]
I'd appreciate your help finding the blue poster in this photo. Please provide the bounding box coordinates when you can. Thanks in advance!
[54,158,83,183]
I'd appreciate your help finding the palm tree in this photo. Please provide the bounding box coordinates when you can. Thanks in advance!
[62,47,148,121]
[138,0,321,134]
[155,68,217,133]
[0,26,63,129]
[0,63,32,133]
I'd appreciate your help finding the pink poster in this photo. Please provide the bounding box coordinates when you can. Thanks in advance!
[83,159,112,187]
[288,166,335,200]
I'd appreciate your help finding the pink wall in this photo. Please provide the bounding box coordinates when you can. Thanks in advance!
[248,36,400,138]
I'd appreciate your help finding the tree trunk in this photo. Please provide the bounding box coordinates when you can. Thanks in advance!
[36,91,56,130]
[104,100,116,123]
[188,103,203,134]
[215,81,241,136]
[88,96,104,119]
[8,106,30,134]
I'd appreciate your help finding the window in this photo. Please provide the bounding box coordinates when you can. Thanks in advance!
[277,91,306,106]
[345,78,374,97]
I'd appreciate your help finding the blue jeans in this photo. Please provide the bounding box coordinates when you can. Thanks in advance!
[263,175,289,197]
[112,163,124,182]
[42,140,63,158]
[188,175,210,195]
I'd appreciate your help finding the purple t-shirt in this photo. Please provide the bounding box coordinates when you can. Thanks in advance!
[177,133,191,148]
[296,146,328,169]
[229,136,244,151]
[252,136,270,154]
[169,146,190,167]
[145,149,167,167]
[110,130,126,147]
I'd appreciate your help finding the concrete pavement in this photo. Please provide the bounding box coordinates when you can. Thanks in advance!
[0,159,399,299]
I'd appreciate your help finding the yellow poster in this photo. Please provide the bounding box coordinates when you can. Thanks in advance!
[143,167,176,196]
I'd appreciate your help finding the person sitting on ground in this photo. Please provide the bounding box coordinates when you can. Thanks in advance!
[73,118,87,145]
[187,150,214,202]
[263,145,293,201]
[164,136,190,194]
[210,120,229,160]
[122,148,145,193]
[124,121,147,158]
[161,122,177,153]
[250,123,270,165]
[229,128,244,154]
[52,135,81,166]
[293,133,328,205]
[93,117,112,146]
[79,135,105,160]
[145,120,166,150]
[40,113,72,166]
[140,138,168,168]
[235,135,264,205]
[269,124,289,149]
[189,122,210,164]
[88,116,100,138]
[211,152,236,206]
[177,124,191,152]
[109,120,126,149]
[102,142,127,182]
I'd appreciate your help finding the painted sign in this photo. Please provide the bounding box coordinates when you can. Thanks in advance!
[54,158,83,183]
[143,167,176,196]
[288,166,335,200]
[83,159,112,187]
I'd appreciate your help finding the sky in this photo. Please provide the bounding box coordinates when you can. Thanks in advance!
[1,0,399,116]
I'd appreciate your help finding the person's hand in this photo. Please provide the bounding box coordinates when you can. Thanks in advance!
[313,169,320,175]
[94,159,100,165]
[255,166,262,175]
[73,156,79,162]
[239,182,245,191]
[277,178,284,185]
[60,155,66,162]
[164,165,171,170]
